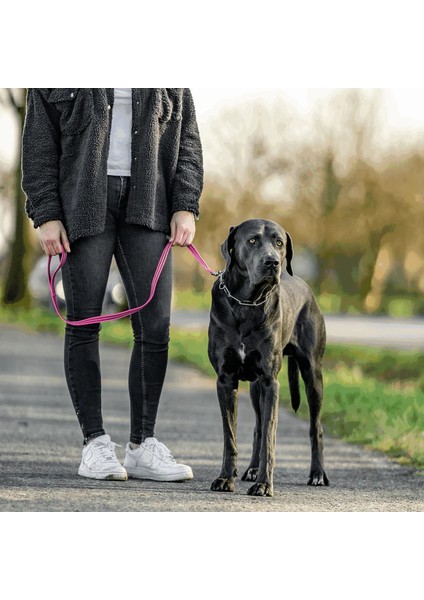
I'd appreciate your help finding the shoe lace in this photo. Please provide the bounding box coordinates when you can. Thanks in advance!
[150,439,175,464]
[92,439,121,462]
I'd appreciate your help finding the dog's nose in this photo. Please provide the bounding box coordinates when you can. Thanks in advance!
[264,257,280,269]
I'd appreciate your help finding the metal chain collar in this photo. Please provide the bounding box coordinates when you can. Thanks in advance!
[217,271,277,307]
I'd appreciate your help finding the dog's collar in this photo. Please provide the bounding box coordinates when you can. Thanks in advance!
[217,271,277,307]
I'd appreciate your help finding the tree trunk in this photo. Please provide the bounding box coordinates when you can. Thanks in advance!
[359,224,394,307]
[2,89,32,308]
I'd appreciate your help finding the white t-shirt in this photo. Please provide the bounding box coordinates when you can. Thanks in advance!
[107,88,132,176]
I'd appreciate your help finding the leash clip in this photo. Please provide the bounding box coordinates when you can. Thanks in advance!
[218,275,231,297]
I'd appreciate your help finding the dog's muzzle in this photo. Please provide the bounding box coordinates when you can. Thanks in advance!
[261,257,281,283]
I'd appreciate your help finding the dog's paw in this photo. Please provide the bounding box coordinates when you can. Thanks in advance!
[241,467,258,482]
[247,482,273,497]
[307,470,330,486]
[210,477,235,493]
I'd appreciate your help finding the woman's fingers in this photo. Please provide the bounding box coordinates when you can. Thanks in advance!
[169,211,196,246]
[170,220,177,244]
[60,227,71,253]
[173,226,191,246]
[38,220,70,256]
[44,239,60,256]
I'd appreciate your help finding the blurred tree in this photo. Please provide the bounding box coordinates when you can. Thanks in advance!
[293,89,407,311]
[172,178,234,293]
[362,152,424,311]
[0,88,31,308]
[169,89,424,315]
[173,98,295,292]
[0,171,14,277]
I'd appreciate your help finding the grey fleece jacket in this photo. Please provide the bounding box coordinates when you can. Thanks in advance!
[21,88,204,243]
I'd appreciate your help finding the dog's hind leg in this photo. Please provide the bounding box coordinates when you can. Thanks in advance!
[298,356,329,486]
[241,380,262,482]
[211,372,239,493]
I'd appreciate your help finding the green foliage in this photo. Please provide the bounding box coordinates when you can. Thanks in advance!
[324,345,423,383]
[169,328,216,377]
[316,293,342,313]
[0,304,64,335]
[387,298,415,318]
[172,288,211,310]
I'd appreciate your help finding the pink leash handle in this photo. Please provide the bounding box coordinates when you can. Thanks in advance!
[47,241,221,326]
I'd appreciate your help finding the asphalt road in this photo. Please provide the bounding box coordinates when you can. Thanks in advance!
[171,310,424,350]
[0,322,422,512]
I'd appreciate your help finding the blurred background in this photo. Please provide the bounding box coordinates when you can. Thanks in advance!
[1,88,424,318]
[0,88,423,466]
[193,88,424,319]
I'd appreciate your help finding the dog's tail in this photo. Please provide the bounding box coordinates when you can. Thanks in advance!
[288,356,301,413]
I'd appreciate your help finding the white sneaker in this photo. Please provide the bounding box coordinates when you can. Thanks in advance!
[78,434,128,481]
[124,437,193,482]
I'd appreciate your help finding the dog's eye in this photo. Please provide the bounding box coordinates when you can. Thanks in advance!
[249,238,257,244]
[276,240,283,247]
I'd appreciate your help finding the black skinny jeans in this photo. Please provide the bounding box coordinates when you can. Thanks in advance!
[61,175,173,445]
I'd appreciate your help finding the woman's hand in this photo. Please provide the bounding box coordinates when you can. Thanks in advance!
[38,220,71,256]
[168,211,196,246]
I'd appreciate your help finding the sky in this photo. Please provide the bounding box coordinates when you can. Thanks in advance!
[2,88,424,170]
[191,88,424,130]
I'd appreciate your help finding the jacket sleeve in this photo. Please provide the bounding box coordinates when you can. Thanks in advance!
[21,88,65,229]
[171,89,204,220]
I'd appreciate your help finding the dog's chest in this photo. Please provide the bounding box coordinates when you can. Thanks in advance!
[222,337,266,382]
[238,343,246,363]
[237,344,263,381]
[218,300,283,382]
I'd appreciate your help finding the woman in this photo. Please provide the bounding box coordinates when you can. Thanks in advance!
[22,88,203,481]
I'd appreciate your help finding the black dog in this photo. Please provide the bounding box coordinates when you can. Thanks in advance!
[208,219,329,497]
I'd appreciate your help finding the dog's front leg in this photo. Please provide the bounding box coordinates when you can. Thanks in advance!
[247,376,279,497]
[241,380,262,482]
[211,372,239,493]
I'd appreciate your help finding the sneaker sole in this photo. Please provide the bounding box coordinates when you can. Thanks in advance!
[78,465,128,481]
[125,466,193,482]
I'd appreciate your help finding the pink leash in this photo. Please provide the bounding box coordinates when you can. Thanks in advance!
[47,242,222,326]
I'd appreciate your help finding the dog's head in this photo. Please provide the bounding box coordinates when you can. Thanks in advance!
[220,219,293,285]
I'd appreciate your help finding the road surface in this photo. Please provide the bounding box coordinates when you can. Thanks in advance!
[0,323,422,511]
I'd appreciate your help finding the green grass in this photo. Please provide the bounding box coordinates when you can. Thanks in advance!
[324,345,424,388]
[173,289,211,310]
[0,303,65,335]
[1,300,423,468]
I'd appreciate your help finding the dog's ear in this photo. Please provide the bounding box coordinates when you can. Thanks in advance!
[285,231,294,276]
[220,225,238,270]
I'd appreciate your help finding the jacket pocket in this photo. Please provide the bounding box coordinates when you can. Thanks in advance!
[155,88,182,123]
[48,88,93,135]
